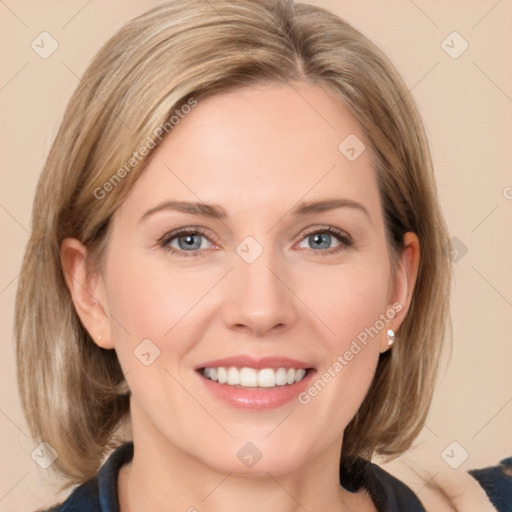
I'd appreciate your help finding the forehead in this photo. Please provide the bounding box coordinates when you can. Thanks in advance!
[116,82,382,225]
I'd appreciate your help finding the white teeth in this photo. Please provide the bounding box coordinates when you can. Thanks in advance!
[294,369,306,382]
[201,366,309,387]
[239,367,258,387]
[227,367,239,385]
[217,367,227,384]
[275,367,287,386]
[258,368,275,387]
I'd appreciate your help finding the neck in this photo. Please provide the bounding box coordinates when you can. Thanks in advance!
[118,430,372,512]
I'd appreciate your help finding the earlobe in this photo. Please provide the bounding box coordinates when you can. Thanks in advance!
[60,238,114,349]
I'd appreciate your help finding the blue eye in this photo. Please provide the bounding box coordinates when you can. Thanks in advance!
[158,226,352,258]
[298,227,352,255]
[305,232,335,250]
[174,233,203,250]
[161,230,212,256]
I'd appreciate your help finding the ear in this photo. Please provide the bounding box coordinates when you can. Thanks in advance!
[380,231,420,353]
[60,238,114,349]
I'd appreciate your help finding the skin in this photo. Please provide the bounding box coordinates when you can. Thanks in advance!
[61,81,420,512]
[383,461,498,512]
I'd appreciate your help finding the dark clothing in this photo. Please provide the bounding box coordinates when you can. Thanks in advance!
[43,442,511,511]
[469,456,512,512]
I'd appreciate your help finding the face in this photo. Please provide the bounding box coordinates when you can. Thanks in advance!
[77,82,414,476]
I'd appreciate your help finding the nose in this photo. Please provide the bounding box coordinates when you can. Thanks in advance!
[221,244,298,337]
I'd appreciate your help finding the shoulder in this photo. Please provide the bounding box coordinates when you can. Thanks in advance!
[341,455,427,511]
[469,457,512,512]
[38,443,134,512]
[379,456,512,512]
[36,479,101,512]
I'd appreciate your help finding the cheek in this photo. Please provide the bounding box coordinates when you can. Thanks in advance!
[104,249,216,338]
[297,262,390,408]
[103,249,228,390]
[304,261,391,350]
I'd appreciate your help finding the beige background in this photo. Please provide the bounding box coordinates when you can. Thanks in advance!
[1,1,511,510]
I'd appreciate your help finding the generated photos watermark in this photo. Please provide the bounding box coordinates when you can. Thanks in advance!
[93,97,197,200]
[297,302,403,405]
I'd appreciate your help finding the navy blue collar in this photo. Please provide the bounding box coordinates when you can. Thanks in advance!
[340,454,425,511]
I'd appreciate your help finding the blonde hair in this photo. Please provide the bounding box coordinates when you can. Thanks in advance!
[15,0,452,485]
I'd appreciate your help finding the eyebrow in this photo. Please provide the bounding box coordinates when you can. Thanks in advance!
[139,198,370,223]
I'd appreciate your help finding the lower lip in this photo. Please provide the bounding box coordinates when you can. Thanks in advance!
[196,369,316,410]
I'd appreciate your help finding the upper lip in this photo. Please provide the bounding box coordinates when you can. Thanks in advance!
[196,355,314,370]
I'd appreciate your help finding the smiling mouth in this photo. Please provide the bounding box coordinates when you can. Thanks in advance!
[198,366,312,389]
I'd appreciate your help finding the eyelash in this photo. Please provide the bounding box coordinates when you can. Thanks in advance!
[157,226,353,258]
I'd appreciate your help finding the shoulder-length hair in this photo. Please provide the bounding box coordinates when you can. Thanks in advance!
[15,0,452,485]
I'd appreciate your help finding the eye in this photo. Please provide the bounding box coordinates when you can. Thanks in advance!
[159,228,214,257]
[297,227,353,255]
[158,226,353,258]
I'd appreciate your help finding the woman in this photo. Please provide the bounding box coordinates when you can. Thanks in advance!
[14,0,510,510]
